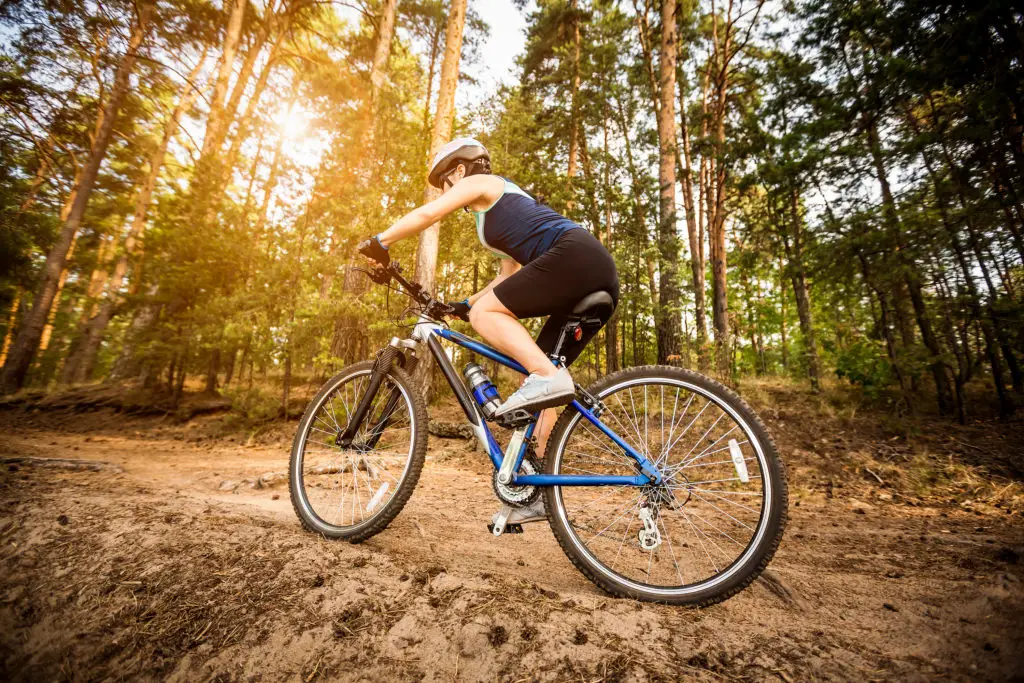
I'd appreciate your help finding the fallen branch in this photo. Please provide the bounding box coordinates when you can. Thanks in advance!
[2,456,123,473]
[428,420,473,439]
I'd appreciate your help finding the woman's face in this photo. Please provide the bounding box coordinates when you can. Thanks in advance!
[441,164,466,194]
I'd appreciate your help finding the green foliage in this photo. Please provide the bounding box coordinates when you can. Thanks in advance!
[834,338,894,396]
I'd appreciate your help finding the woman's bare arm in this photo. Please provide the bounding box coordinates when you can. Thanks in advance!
[376,175,502,247]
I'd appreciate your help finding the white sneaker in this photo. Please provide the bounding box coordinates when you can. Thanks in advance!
[491,498,546,525]
[493,367,574,417]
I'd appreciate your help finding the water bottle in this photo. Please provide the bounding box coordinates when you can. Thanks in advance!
[463,363,502,418]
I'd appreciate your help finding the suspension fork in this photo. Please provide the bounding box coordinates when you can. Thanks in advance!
[361,352,418,449]
[336,345,402,448]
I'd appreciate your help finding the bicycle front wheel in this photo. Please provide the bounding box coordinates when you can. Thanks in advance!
[289,360,427,542]
[544,365,787,605]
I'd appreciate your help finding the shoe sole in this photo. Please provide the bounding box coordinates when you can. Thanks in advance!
[493,389,576,417]
[490,515,546,526]
[514,515,546,524]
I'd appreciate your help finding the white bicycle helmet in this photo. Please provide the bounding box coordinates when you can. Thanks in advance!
[428,137,490,188]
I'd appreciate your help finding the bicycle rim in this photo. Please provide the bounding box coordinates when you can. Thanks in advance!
[549,376,775,597]
[293,367,417,532]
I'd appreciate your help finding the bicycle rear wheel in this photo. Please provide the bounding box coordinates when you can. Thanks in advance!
[289,360,427,542]
[544,365,787,605]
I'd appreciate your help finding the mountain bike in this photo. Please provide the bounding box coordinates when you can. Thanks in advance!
[289,260,787,605]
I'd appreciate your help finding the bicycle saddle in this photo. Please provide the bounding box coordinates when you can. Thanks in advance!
[570,290,614,319]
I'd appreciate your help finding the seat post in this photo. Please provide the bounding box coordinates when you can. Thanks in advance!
[550,319,582,363]
[549,321,576,363]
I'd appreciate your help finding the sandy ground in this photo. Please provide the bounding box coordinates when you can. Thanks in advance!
[1,404,1023,682]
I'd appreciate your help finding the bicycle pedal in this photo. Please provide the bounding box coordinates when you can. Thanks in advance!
[486,523,524,535]
[496,409,536,429]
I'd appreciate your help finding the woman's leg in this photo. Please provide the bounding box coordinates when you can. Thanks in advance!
[468,291,558,378]
[535,407,557,458]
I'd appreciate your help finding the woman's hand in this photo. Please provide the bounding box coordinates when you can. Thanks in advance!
[357,235,390,266]
[446,299,471,321]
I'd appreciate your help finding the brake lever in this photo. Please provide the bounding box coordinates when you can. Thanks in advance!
[368,265,391,285]
[423,300,457,321]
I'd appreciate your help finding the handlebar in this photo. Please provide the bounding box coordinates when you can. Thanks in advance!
[362,259,467,322]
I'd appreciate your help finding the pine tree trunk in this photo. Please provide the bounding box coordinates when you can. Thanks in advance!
[677,68,708,370]
[36,232,79,357]
[223,345,237,385]
[857,251,914,411]
[601,107,618,373]
[200,0,246,159]
[221,29,287,183]
[58,235,117,383]
[787,189,820,391]
[0,291,21,368]
[566,0,581,206]
[110,282,159,381]
[414,0,467,299]
[654,0,682,364]
[0,1,154,394]
[920,93,1023,395]
[370,0,399,106]
[421,25,441,157]
[614,94,659,312]
[205,348,220,394]
[708,10,732,380]
[223,18,270,128]
[413,0,468,394]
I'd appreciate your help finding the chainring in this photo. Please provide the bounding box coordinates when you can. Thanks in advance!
[492,447,542,508]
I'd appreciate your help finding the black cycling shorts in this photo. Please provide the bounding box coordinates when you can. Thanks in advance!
[493,228,619,366]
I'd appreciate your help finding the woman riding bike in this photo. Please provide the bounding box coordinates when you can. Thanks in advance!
[358,137,619,526]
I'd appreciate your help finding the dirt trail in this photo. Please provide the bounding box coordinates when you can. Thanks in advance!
[1,408,1023,682]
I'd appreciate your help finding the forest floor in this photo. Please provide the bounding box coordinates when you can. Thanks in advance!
[0,379,1022,681]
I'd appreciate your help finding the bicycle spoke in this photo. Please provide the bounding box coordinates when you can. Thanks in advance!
[658,392,693,465]
[660,398,712,459]
[611,498,644,571]
[690,486,762,514]
[687,491,756,531]
[678,425,739,468]
[679,410,727,463]
[613,393,648,458]
[677,507,722,572]
[586,490,645,544]
[658,513,686,585]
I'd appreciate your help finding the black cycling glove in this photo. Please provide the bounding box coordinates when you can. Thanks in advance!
[357,235,390,266]
[447,299,471,322]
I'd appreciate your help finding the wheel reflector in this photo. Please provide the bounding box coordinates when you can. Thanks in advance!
[366,482,390,513]
[729,439,749,483]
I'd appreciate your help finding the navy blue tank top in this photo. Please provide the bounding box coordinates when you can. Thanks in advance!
[471,178,579,264]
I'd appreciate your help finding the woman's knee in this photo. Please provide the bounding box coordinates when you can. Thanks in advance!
[469,292,511,325]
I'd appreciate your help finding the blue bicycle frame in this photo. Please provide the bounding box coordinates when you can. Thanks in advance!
[399,319,665,488]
